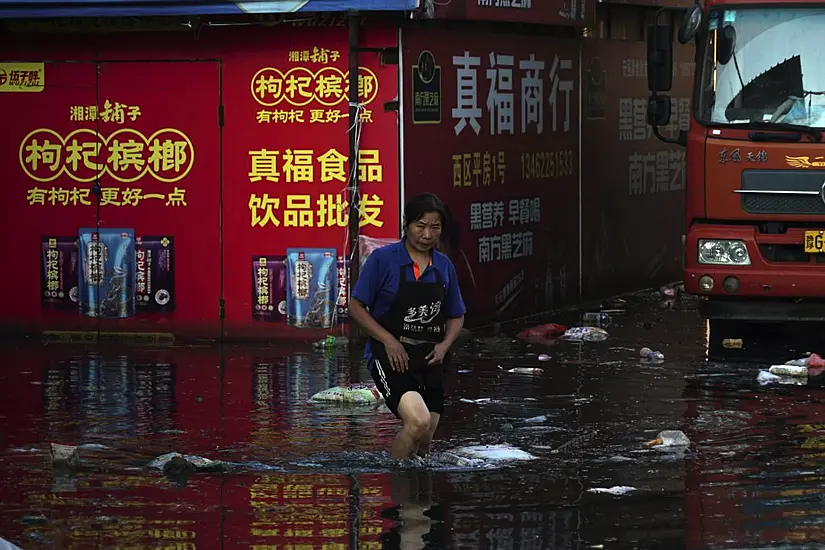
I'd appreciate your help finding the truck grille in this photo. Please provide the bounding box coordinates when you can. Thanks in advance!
[740,169,825,215]
[758,243,825,263]
[743,194,825,214]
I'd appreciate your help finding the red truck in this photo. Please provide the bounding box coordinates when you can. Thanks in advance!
[647,0,825,331]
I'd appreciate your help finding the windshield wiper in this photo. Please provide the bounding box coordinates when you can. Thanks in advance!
[740,121,822,142]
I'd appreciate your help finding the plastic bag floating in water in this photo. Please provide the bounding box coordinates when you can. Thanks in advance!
[50,442,78,467]
[447,444,537,462]
[309,383,384,404]
[588,486,635,496]
[148,452,226,474]
[563,327,609,342]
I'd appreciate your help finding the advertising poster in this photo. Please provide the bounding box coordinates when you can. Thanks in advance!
[0,22,400,339]
[220,23,401,338]
[0,58,219,336]
[403,27,580,324]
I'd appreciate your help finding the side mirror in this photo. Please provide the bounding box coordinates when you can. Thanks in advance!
[678,4,703,44]
[717,25,736,65]
[647,24,673,93]
[648,96,671,126]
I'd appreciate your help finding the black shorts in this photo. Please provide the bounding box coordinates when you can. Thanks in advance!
[370,342,446,418]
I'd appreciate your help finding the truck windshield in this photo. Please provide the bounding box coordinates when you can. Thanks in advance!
[696,7,825,128]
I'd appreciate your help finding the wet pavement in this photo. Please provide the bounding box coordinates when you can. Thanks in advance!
[3,290,825,549]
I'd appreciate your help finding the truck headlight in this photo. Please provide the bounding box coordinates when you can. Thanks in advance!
[698,239,751,265]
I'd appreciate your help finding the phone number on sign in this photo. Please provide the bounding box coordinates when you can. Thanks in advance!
[521,150,574,180]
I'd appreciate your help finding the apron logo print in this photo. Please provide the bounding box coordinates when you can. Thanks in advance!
[404,301,441,324]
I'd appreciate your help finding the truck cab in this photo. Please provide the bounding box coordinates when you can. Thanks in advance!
[648,0,825,324]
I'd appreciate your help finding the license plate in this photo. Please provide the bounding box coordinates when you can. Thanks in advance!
[804,230,825,253]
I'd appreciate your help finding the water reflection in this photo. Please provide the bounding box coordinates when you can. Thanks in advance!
[380,471,443,550]
[11,294,825,547]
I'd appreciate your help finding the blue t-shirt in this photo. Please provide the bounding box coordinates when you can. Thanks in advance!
[352,240,467,366]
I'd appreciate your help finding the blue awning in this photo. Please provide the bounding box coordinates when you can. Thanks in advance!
[0,0,418,18]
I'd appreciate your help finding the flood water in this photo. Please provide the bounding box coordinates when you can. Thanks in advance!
[3,291,825,549]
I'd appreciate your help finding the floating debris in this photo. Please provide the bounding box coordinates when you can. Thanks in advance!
[147,452,227,475]
[447,444,537,462]
[769,364,808,378]
[563,327,609,342]
[308,383,384,404]
[50,443,78,468]
[498,366,544,375]
[646,430,690,448]
[588,486,635,495]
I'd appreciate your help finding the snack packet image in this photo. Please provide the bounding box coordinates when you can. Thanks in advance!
[286,248,337,329]
[252,255,287,322]
[41,236,78,310]
[78,228,136,319]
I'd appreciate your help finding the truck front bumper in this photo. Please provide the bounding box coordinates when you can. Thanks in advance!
[686,223,825,321]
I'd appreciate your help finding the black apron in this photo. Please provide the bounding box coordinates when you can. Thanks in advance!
[370,262,449,388]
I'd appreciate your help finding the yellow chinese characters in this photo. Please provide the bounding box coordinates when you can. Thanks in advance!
[45,239,60,292]
[251,66,379,108]
[26,186,187,207]
[257,110,305,124]
[20,128,194,184]
[249,193,384,229]
[249,148,382,185]
[521,150,575,180]
[288,47,342,64]
[452,151,506,187]
[257,108,374,125]
[69,100,141,123]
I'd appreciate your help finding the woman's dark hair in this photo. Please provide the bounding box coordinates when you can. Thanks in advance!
[402,192,448,229]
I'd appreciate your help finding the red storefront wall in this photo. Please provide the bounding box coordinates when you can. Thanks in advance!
[0,19,400,341]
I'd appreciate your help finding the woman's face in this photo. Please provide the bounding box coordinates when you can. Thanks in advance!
[406,211,442,253]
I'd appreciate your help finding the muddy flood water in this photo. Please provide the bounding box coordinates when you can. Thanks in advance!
[3,291,825,549]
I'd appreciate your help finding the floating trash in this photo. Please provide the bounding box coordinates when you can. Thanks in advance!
[646,430,690,448]
[588,486,635,495]
[499,366,544,375]
[447,444,537,462]
[147,452,227,475]
[50,443,78,468]
[309,383,384,404]
[563,327,609,342]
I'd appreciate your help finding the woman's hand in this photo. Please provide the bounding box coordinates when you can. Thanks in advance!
[384,338,409,371]
[426,342,449,365]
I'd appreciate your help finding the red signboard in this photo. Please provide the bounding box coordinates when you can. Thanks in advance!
[403,27,580,323]
[434,0,592,27]
[0,22,400,339]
